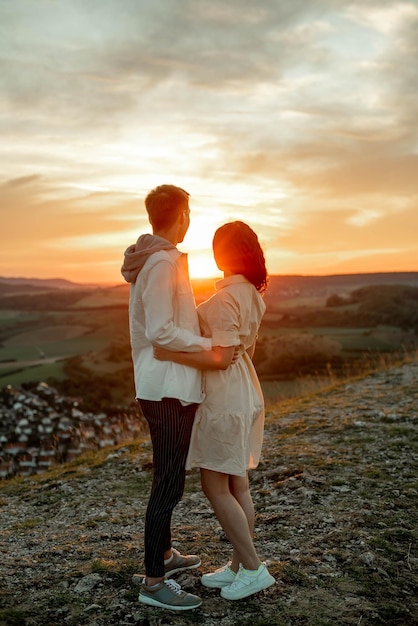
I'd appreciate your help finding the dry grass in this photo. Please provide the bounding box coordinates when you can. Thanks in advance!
[0,358,417,626]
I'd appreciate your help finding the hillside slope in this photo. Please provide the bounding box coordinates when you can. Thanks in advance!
[0,360,417,626]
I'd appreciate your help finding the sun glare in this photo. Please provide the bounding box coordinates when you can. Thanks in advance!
[181,213,223,279]
[188,252,221,279]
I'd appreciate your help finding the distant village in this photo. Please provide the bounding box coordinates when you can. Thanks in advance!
[0,382,146,479]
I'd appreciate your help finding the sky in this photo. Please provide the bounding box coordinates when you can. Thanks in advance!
[1,0,417,284]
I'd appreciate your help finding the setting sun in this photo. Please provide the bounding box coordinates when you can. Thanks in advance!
[181,213,223,279]
[187,252,221,279]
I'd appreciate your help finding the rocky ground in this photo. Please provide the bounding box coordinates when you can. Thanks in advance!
[0,360,417,626]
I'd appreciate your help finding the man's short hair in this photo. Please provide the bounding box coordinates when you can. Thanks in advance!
[145,184,189,230]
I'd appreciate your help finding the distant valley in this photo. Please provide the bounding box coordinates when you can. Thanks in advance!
[0,272,417,406]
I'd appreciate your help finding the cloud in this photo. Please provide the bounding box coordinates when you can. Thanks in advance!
[0,172,148,282]
[0,1,336,123]
[1,0,417,280]
[267,201,418,277]
[1,174,42,189]
[0,174,146,238]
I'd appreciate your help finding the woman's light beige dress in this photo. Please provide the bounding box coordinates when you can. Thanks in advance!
[186,274,266,477]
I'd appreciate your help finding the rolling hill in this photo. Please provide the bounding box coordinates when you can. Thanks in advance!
[0,273,417,403]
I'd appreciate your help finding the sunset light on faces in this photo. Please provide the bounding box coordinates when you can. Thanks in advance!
[1,1,417,284]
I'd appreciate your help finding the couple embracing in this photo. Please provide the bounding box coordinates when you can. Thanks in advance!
[121,184,275,611]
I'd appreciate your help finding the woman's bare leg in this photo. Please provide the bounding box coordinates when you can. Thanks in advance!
[200,468,261,571]
[229,473,255,533]
[228,473,256,570]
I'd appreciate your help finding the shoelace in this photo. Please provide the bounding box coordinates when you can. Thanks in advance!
[229,565,261,588]
[164,579,183,595]
[227,567,243,589]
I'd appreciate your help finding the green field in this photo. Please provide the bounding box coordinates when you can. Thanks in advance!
[0,303,130,390]
[1,361,67,387]
[307,325,405,352]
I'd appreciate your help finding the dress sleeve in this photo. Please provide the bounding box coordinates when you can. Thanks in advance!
[204,292,240,347]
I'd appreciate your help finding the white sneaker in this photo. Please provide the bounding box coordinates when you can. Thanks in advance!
[220,563,275,600]
[201,563,237,588]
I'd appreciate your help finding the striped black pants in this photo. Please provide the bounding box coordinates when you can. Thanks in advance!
[138,398,198,578]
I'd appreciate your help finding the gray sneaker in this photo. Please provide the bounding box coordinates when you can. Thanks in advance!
[164,548,201,578]
[139,579,202,611]
[131,548,201,587]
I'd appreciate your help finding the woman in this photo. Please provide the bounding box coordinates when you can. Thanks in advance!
[153,221,275,601]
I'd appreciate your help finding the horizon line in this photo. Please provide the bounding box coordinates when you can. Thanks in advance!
[1,269,418,288]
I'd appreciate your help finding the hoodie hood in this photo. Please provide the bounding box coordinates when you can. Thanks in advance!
[121,234,176,283]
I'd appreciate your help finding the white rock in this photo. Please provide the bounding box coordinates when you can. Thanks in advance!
[74,573,102,593]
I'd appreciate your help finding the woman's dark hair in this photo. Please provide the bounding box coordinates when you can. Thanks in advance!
[213,221,268,293]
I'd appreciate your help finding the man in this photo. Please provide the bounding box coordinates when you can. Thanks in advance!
[121,184,211,610]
